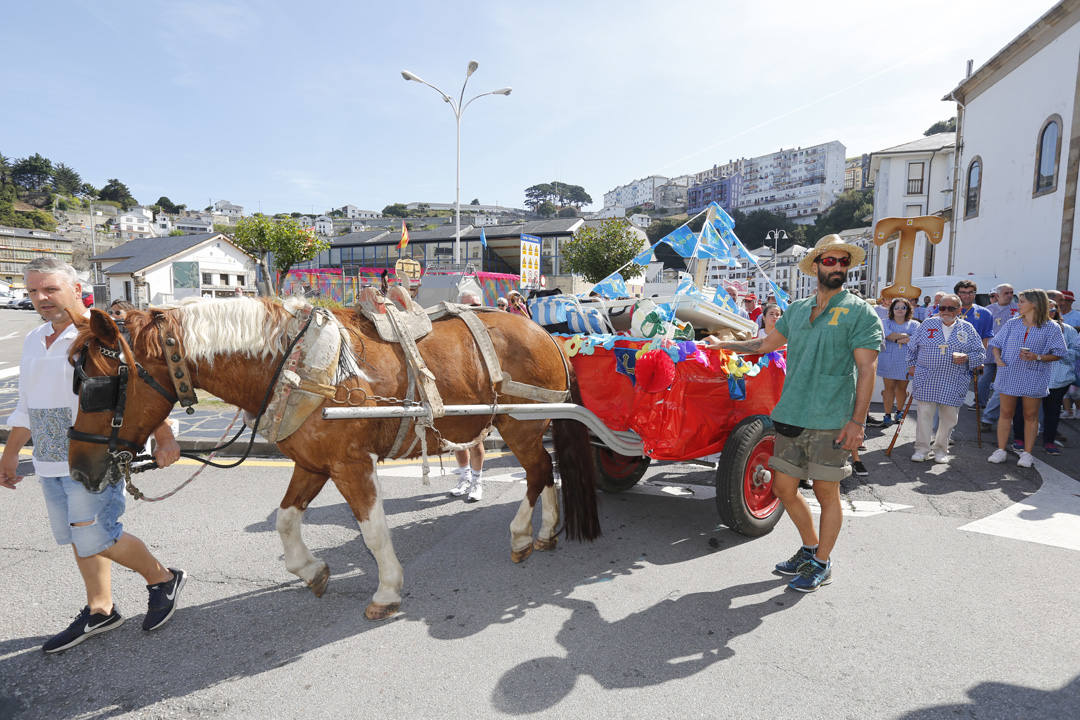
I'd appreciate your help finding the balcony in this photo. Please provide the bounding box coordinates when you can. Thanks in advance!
[907,178,924,195]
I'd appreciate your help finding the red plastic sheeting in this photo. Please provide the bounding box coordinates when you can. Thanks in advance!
[570,340,785,461]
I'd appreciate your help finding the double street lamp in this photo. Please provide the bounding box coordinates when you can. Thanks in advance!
[765,229,788,287]
[401,61,511,266]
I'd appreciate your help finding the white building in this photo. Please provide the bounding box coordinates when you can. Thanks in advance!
[628,213,652,228]
[154,212,173,236]
[296,215,314,228]
[602,175,669,209]
[117,207,156,239]
[705,244,814,301]
[945,0,1080,292]
[314,215,334,236]
[174,216,213,234]
[338,205,381,220]
[868,134,956,297]
[839,227,875,299]
[737,141,847,224]
[213,200,244,218]
[92,232,256,305]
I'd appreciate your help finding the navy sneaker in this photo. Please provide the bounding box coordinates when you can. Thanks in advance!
[880,413,894,428]
[143,568,186,631]
[788,558,833,593]
[43,605,124,654]
[775,546,816,576]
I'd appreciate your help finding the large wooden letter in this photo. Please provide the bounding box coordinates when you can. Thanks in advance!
[873,216,945,301]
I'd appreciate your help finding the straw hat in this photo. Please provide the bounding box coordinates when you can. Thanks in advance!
[798,234,867,276]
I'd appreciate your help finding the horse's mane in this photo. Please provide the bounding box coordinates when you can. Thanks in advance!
[124,297,303,365]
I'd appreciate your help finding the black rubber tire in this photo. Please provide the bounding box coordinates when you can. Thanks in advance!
[715,415,785,537]
[592,445,651,493]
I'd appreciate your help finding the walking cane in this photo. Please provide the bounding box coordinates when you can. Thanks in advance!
[885,392,915,457]
[973,367,982,448]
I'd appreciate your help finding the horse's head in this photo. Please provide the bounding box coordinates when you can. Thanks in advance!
[67,308,183,492]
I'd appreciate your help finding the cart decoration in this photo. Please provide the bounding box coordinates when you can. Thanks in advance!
[553,334,785,461]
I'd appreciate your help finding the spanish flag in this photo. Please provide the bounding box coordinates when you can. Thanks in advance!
[398,220,409,250]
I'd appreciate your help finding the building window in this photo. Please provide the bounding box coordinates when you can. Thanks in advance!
[886,243,895,284]
[964,157,982,219]
[907,162,924,195]
[1034,115,1062,196]
[202,273,212,285]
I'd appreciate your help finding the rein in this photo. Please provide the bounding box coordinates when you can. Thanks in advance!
[71,308,318,499]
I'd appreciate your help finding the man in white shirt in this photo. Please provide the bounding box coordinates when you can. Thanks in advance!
[0,258,186,653]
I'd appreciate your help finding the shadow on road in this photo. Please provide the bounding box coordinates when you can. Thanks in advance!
[897,673,1079,719]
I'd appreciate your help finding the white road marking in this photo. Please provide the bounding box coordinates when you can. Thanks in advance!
[804,497,913,518]
[0,367,18,380]
[959,459,1080,552]
[0,331,17,341]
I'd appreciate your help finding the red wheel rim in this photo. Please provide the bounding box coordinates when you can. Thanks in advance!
[597,448,644,479]
[743,436,780,519]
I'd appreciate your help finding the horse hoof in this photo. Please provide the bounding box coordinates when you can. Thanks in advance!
[510,544,534,563]
[532,537,558,552]
[365,602,400,621]
[308,564,330,598]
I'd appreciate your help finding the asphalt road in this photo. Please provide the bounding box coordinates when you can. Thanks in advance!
[1,439,1078,719]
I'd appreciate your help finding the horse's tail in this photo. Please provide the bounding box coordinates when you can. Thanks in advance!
[554,366,601,541]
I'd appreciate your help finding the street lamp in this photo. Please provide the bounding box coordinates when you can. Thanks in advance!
[401,62,512,266]
[765,229,788,287]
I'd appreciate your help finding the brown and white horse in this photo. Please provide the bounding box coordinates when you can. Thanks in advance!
[66,297,600,620]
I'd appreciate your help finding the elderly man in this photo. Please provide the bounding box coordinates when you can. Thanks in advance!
[708,234,882,592]
[0,258,185,653]
[981,283,1020,427]
[1058,290,1080,328]
[905,294,986,463]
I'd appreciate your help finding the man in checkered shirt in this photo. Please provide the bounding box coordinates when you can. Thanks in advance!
[905,293,986,463]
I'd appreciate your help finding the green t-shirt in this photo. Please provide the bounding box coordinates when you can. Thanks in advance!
[772,289,883,430]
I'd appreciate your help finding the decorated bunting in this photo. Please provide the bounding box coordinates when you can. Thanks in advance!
[591,271,629,299]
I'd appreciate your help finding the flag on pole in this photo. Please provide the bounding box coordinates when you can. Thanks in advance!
[712,286,741,315]
[479,226,487,248]
[397,220,410,250]
[591,271,628,299]
[632,245,655,266]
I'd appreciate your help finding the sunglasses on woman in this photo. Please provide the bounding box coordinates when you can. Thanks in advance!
[815,256,851,267]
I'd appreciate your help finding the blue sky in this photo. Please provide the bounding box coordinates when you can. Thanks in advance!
[1,0,1060,215]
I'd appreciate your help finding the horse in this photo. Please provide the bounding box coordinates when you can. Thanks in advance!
[66,296,600,620]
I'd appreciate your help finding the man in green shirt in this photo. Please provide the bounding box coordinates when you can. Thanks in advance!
[710,234,882,592]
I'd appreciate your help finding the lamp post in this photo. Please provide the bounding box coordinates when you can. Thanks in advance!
[764,229,788,289]
[401,62,511,266]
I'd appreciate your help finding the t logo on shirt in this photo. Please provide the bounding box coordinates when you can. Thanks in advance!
[827,307,849,326]
[927,328,939,339]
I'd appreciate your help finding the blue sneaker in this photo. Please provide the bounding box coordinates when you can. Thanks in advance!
[774,546,816,576]
[880,413,893,428]
[788,558,832,592]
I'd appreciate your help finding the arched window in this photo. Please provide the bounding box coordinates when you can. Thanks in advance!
[1034,115,1062,196]
[965,157,982,219]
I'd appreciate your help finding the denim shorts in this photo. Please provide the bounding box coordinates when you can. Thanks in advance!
[40,476,125,557]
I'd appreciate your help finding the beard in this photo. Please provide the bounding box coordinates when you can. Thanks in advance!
[817,268,846,290]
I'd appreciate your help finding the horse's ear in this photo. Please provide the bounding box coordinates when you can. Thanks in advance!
[88,308,119,345]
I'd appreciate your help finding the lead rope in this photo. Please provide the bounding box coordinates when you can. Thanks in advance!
[124,408,244,501]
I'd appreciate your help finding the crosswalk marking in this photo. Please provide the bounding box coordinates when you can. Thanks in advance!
[959,458,1080,552]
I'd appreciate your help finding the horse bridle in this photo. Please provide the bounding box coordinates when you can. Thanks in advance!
[67,320,196,484]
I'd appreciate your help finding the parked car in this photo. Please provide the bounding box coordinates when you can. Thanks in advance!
[4,293,27,308]
[81,290,94,307]
[17,297,35,310]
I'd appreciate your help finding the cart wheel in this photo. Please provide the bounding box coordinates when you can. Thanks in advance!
[593,446,651,493]
[715,416,784,537]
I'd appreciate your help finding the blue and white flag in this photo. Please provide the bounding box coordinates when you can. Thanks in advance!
[591,271,628,299]
[766,277,790,311]
[697,221,738,266]
[632,245,655,265]
[706,202,736,232]
[712,286,741,315]
[657,225,698,258]
[674,275,705,300]
[480,227,488,248]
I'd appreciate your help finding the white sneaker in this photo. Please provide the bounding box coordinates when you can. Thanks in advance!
[988,448,1008,464]
[911,451,929,462]
[450,469,471,496]
[1017,452,1034,468]
[466,472,483,502]
[933,454,953,465]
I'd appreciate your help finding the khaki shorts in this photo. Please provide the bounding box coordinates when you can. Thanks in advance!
[769,427,851,482]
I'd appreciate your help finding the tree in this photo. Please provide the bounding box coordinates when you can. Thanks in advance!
[557,206,578,218]
[79,182,98,199]
[232,215,329,294]
[536,200,556,218]
[169,229,186,236]
[382,203,408,217]
[98,178,136,208]
[11,153,53,190]
[561,219,647,283]
[156,196,181,214]
[810,188,874,239]
[524,183,553,211]
[524,181,592,212]
[469,198,480,205]
[924,117,957,136]
[730,209,804,252]
[51,163,82,196]
[0,153,10,185]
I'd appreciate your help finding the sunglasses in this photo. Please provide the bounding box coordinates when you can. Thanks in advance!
[938,305,959,312]
[815,256,851,267]
[109,311,125,317]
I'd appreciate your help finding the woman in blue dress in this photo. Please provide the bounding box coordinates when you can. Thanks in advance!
[988,289,1068,468]
[876,298,919,427]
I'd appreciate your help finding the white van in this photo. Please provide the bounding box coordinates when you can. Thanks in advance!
[908,274,1001,307]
